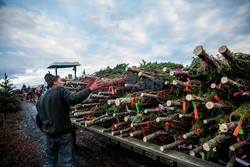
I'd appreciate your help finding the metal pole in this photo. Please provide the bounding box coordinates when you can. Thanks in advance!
[55,67,57,75]
[74,66,77,79]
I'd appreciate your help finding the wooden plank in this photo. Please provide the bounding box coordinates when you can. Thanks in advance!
[159,157,175,167]
[111,138,119,144]
[132,147,144,155]
[176,162,188,167]
[145,151,158,161]
[73,123,222,167]
[120,142,131,150]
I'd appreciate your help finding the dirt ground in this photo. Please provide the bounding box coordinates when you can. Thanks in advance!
[0,105,44,167]
[0,102,166,167]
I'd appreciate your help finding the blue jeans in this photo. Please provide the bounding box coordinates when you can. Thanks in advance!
[45,132,74,167]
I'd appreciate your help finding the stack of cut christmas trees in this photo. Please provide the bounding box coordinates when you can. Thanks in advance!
[68,46,250,167]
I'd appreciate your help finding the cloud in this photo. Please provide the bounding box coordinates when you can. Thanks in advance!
[0,7,89,57]
[0,0,5,6]
[230,35,250,53]
[0,6,89,71]
[95,0,115,8]
[0,0,249,89]
[117,19,148,44]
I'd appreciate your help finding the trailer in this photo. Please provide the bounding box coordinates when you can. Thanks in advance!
[72,122,222,167]
[66,46,250,167]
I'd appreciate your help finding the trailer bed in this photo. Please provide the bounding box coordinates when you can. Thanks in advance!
[73,122,222,167]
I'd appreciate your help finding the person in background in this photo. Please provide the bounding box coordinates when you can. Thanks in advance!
[27,88,36,102]
[35,84,43,99]
[36,73,102,167]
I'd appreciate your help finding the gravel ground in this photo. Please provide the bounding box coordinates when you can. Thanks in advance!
[1,101,167,167]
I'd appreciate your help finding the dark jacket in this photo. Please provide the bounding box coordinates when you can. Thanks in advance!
[36,87,92,136]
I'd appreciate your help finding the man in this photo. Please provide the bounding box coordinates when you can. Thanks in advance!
[28,88,35,102]
[36,73,102,167]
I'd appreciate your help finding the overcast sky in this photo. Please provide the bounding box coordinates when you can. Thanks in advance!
[0,0,249,89]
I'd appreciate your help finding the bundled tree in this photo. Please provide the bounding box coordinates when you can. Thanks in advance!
[0,73,22,127]
[68,46,249,166]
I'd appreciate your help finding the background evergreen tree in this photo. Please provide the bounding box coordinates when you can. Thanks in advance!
[0,73,22,127]
[26,85,31,93]
[21,84,27,92]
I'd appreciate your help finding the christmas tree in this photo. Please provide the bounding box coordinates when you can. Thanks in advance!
[0,73,22,127]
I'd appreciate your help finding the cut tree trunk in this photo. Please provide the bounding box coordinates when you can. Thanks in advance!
[221,77,249,89]
[84,114,108,127]
[166,100,182,107]
[124,116,131,122]
[160,141,181,151]
[172,80,186,87]
[107,99,116,105]
[74,111,95,117]
[170,70,190,78]
[162,67,170,73]
[141,93,158,99]
[179,113,193,119]
[71,118,85,123]
[125,83,140,89]
[219,46,250,69]
[210,83,222,90]
[143,131,162,142]
[71,109,86,114]
[193,46,221,70]
[143,109,156,114]
[100,116,116,122]
[229,140,249,151]
[164,81,176,87]
[203,118,217,124]
[189,146,203,156]
[183,130,197,139]
[115,97,133,106]
[120,127,133,134]
[205,102,225,110]
[172,80,200,91]
[219,121,238,133]
[138,72,155,81]
[85,120,102,127]
[186,94,205,101]
[113,112,130,117]
[114,122,127,128]
[130,121,155,127]
[82,103,99,108]
[156,116,175,123]
[202,134,229,151]
[111,130,120,136]
[130,130,143,137]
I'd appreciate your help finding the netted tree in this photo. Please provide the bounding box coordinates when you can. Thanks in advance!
[0,73,22,127]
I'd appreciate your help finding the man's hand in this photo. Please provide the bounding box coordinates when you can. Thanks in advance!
[89,79,104,91]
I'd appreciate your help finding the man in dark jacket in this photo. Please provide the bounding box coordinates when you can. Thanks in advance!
[36,73,102,167]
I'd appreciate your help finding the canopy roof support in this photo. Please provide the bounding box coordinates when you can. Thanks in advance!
[47,62,81,79]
